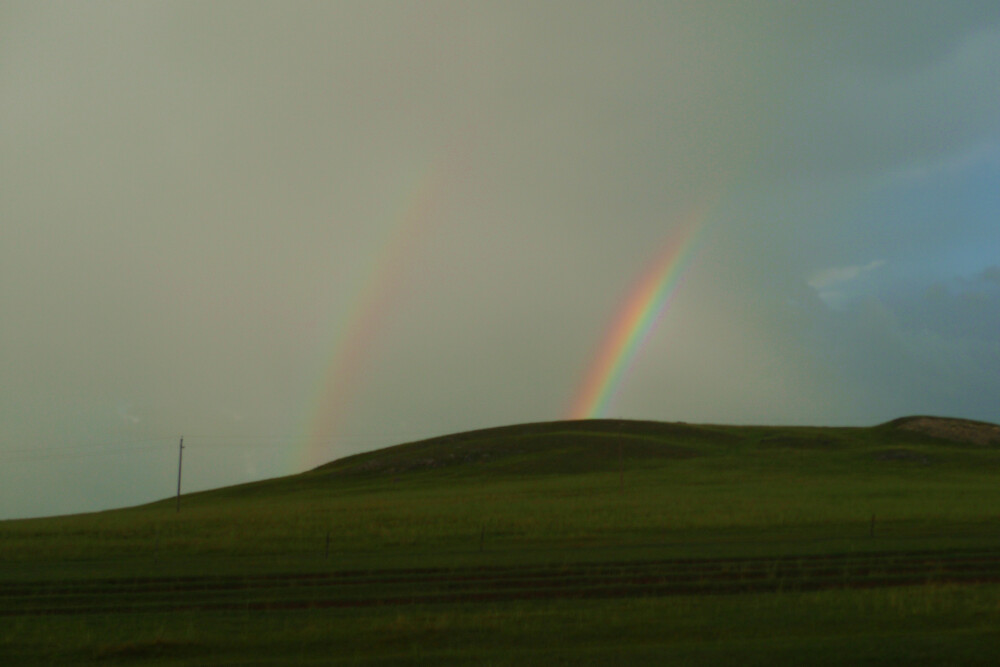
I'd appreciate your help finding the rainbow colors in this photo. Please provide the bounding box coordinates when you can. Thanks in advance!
[301,163,449,470]
[567,205,711,420]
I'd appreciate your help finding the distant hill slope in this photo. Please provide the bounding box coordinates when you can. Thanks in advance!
[306,415,1000,480]
[165,415,1000,507]
[80,416,1000,506]
[883,416,1000,446]
[310,419,730,477]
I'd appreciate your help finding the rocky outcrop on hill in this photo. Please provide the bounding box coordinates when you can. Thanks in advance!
[889,416,1000,446]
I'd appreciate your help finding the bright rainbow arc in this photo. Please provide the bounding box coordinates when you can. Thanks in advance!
[301,164,448,470]
[567,205,711,420]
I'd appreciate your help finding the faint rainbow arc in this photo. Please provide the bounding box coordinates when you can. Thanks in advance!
[301,164,449,470]
[567,205,712,420]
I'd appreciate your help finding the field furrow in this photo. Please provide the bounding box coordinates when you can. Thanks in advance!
[5,547,1000,617]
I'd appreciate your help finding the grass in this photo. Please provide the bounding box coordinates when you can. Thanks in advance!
[5,587,1000,664]
[2,416,1000,663]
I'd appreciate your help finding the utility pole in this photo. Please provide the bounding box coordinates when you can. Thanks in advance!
[176,436,184,513]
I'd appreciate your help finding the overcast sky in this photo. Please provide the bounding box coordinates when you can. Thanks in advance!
[3,1,999,519]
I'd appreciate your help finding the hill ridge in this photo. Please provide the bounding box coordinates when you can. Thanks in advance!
[311,419,724,477]
[307,415,999,480]
[883,415,1000,446]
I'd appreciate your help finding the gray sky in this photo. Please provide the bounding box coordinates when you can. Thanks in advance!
[3,1,999,518]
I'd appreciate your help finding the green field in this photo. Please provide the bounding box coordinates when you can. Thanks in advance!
[3,416,1000,664]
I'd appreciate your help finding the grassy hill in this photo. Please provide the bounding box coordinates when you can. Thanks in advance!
[3,416,1000,664]
[6,415,1000,566]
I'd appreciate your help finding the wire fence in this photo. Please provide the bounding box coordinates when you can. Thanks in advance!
[4,517,1000,584]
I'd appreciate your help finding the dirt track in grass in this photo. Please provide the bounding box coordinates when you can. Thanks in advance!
[6,548,1000,616]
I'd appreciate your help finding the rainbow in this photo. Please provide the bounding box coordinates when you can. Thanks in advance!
[567,204,712,420]
[301,162,450,470]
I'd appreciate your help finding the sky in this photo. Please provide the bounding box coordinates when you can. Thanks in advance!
[2,1,999,519]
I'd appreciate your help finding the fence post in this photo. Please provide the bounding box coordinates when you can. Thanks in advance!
[619,441,623,493]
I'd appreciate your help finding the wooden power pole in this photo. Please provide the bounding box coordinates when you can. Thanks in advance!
[176,436,184,513]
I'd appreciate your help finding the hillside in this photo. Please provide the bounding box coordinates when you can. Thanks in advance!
[883,415,1000,446]
[5,415,1000,665]
[300,414,999,481]
[309,419,723,477]
[5,414,1000,562]
[166,415,1000,506]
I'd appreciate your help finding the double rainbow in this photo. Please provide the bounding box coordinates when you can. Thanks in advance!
[302,169,711,469]
[567,204,711,420]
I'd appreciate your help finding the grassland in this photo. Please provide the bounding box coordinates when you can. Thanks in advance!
[3,416,1000,664]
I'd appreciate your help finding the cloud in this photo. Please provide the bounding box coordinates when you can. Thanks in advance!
[978,265,1000,284]
[807,260,886,308]
[115,402,141,425]
[829,294,1000,420]
[769,21,1000,178]
[807,260,887,291]
[883,137,1000,186]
